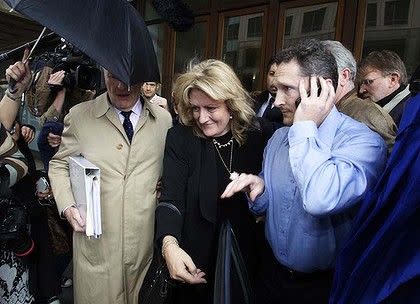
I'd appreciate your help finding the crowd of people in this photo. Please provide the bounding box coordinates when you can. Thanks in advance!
[0,37,419,304]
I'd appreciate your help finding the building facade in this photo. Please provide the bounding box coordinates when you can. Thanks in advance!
[135,0,419,97]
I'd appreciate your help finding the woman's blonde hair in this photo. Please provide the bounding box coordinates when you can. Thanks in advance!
[174,59,255,145]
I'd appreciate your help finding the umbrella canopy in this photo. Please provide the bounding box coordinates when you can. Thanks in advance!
[4,0,160,86]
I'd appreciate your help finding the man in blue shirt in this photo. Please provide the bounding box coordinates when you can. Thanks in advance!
[222,39,387,303]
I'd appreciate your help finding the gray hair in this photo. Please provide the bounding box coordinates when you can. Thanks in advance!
[322,40,357,82]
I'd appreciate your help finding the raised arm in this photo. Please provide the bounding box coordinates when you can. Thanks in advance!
[289,121,386,216]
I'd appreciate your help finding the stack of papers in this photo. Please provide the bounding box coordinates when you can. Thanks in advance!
[69,155,102,238]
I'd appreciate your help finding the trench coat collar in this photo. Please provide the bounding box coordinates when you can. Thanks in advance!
[198,138,218,224]
[93,93,158,119]
[92,92,158,144]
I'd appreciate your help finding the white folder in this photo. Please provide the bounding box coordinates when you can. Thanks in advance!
[69,155,102,238]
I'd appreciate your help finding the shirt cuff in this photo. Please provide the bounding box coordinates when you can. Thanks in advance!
[61,204,76,219]
[249,187,269,215]
[288,121,317,146]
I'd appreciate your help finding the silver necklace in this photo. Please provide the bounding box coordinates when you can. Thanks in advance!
[212,138,239,181]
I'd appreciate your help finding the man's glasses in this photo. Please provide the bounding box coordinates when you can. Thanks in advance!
[360,77,383,86]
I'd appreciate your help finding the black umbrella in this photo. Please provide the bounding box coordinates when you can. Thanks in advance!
[4,0,160,86]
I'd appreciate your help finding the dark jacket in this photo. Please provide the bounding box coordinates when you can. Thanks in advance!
[253,90,284,138]
[155,124,267,302]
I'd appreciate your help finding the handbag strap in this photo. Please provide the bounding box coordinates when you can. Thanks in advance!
[213,220,254,304]
[214,221,229,304]
[230,225,253,304]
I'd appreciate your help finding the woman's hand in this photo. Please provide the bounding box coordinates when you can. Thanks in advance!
[162,236,207,284]
[221,173,265,202]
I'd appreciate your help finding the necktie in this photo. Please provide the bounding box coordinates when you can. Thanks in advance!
[262,97,275,118]
[120,111,134,143]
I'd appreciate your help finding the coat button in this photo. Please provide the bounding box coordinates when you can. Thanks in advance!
[117,143,123,150]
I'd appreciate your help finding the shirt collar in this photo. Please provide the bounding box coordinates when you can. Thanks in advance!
[114,98,142,117]
[94,93,157,119]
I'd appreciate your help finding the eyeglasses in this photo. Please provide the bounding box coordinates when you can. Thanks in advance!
[360,76,385,86]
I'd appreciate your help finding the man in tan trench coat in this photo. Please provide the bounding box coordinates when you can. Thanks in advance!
[49,70,172,303]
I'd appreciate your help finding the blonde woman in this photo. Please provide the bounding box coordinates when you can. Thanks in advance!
[154,59,268,303]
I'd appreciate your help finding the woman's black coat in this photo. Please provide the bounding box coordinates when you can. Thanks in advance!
[155,124,268,301]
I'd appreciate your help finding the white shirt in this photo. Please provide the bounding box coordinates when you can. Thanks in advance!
[113,98,142,130]
[257,93,275,117]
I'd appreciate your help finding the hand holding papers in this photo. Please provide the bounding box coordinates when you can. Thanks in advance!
[69,155,102,238]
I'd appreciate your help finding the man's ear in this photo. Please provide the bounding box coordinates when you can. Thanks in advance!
[389,72,401,88]
[340,68,352,86]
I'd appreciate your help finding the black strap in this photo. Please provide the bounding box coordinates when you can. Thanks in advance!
[230,226,253,304]
[213,220,254,304]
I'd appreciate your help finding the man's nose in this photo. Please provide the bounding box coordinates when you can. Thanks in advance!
[273,94,284,107]
[358,84,366,94]
[117,81,127,90]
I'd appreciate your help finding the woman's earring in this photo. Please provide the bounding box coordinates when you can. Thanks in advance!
[229,115,233,119]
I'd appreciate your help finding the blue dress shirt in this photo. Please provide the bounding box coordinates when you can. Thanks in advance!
[250,107,387,273]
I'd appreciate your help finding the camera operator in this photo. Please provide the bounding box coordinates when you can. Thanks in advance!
[0,50,34,304]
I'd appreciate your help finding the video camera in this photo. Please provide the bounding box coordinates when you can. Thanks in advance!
[32,40,101,91]
[0,197,34,257]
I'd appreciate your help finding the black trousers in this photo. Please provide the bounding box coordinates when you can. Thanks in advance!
[254,246,333,304]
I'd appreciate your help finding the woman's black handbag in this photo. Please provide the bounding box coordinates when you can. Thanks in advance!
[214,220,254,304]
[138,246,174,304]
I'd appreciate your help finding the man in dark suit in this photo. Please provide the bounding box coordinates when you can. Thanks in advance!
[254,56,284,137]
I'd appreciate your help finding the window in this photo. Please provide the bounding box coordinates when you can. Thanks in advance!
[174,22,207,74]
[244,48,258,67]
[361,0,419,76]
[227,22,240,40]
[281,3,338,49]
[247,16,262,38]
[366,3,377,27]
[301,8,326,33]
[384,0,410,25]
[221,11,265,91]
[284,16,293,36]
[224,51,238,67]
